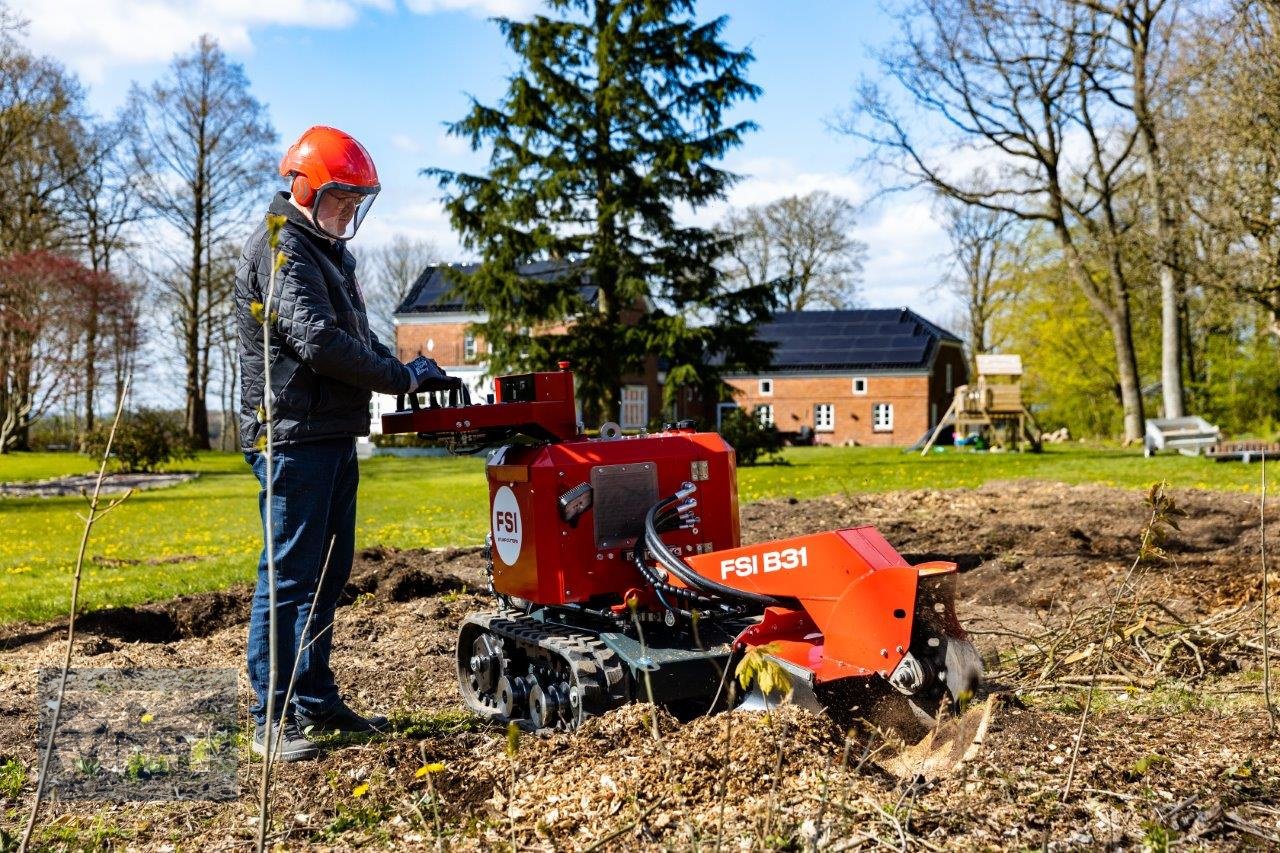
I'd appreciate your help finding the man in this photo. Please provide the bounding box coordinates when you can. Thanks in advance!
[236,126,455,761]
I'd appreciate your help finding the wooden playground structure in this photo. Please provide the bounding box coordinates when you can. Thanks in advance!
[921,353,1042,455]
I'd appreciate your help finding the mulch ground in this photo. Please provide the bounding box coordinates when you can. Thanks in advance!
[0,472,198,498]
[1,481,1277,849]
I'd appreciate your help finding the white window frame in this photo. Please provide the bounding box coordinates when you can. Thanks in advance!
[852,377,868,395]
[873,402,894,432]
[814,403,835,432]
[463,332,477,361]
[758,378,773,396]
[945,364,953,394]
[620,385,648,430]
[755,404,774,427]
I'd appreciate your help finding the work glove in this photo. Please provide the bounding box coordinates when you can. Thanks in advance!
[404,355,462,393]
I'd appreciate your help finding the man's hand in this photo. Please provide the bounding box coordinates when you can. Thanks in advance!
[405,356,462,393]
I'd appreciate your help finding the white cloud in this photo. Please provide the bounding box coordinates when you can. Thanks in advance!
[678,156,870,229]
[361,153,957,321]
[390,133,424,154]
[433,130,473,158]
[857,195,950,311]
[6,0,534,81]
[401,0,539,17]
[7,0,389,79]
[358,194,464,257]
[680,156,954,316]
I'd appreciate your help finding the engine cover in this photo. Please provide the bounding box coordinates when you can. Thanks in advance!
[485,428,741,606]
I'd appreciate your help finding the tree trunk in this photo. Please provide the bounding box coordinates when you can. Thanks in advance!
[1053,216,1145,442]
[82,311,98,445]
[1107,303,1146,443]
[1128,2,1185,418]
[186,110,211,450]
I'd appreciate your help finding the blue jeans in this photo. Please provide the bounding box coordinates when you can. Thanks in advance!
[245,438,358,726]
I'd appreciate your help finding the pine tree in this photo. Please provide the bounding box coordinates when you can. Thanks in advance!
[429,0,773,425]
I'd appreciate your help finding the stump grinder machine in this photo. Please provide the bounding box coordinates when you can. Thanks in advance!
[382,366,982,733]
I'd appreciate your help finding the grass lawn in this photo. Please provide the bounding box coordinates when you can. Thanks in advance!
[1,452,488,625]
[735,443,1260,501]
[0,451,100,482]
[0,443,1259,624]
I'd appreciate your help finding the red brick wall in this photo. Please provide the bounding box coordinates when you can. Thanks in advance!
[727,373,931,446]
[396,322,486,368]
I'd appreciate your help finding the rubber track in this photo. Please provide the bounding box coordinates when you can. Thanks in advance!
[466,610,629,725]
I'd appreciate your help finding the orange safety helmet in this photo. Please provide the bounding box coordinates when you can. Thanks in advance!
[279,125,381,240]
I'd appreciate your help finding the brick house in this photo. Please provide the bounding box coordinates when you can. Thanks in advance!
[390,261,670,430]
[393,262,586,404]
[723,309,968,447]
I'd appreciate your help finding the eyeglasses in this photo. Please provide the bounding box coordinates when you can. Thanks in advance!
[328,192,367,208]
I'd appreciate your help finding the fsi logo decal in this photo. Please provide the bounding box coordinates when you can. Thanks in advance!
[719,546,808,580]
[492,486,523,566]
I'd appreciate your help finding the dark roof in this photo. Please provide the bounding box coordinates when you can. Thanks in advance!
[395,260,597,314]
[747,308,962,373]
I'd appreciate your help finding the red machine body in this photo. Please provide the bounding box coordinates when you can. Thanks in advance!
[482,432,741,605]
[382,368,980,729]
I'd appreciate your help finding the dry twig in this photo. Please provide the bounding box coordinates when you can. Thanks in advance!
[1262,449,1276,734]
[1061,482,1182,803]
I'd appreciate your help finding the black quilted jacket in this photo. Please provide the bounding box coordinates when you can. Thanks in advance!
[236,192,411,451]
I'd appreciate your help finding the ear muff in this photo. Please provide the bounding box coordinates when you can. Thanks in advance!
[290,174,314,206]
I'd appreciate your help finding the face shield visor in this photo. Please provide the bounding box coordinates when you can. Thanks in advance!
[311,183,379,241]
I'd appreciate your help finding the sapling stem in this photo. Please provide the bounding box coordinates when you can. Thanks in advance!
[19,376,131,853]
[256,216,286,853]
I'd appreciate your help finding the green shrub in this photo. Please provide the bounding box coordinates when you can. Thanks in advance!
[718,407,782,466]
[0,757,26,800]
[83,408,197,473]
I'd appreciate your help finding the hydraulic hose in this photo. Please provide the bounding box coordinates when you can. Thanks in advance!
[642,497,794,609]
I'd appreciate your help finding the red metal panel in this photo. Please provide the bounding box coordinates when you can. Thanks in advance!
[486,429,741,607]
[686,529,918,681]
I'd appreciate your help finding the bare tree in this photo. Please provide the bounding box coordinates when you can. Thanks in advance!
[0,27,90,256]
[935,188,1024,375]
[127,35,276,449]
[847,0,1149,442]
[0,252,108,452]
[103,266,144,416]
[1077,0,1187,417]
[363,234,441,346]
[720,190,867,310]
[1170,2,1280,334]
[66,118,144,437]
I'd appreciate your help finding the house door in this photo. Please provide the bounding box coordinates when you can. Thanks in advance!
[620,385,648,429]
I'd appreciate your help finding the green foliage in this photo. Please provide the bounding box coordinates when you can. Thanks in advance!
[735,643,792,700]
[1140,819,1174,852]
[0,757,25,799]
[718,407,781,466]
[429,0,774,424]
[388,710,477,739]
[990,242,1128,437]
[83,408,197,473]
[187,731,234,766]
[324,801,392,840]
[505,721,520,759]
[123,751,168,780]
[990,224,1280,438]
[1125,753,1170,780]
[72,755,100,777]
[1191,308,1280,436]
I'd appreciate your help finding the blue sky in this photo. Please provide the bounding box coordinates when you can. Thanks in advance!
[13,0,953,322]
